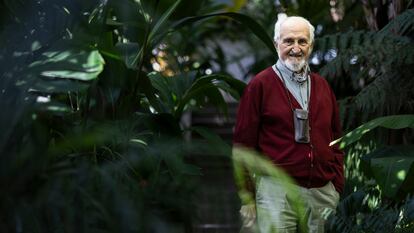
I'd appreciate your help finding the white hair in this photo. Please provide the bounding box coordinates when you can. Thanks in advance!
[273,14,315,44]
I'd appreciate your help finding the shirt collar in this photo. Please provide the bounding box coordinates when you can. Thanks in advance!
[275,60,309,84]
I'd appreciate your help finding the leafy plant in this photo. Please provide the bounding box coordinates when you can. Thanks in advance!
[0,0,280,232]
[314,9,414,129]
[327,187,414,233]
[318,7,414,232]
[148,72,245,118]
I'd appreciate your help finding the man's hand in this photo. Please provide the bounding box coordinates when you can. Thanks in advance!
[240,204,256,228]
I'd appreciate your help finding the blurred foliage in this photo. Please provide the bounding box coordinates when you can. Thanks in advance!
[233,147,308,232]
[0,0,258,232]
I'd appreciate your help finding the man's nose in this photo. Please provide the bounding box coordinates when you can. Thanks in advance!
[291,46,301,53]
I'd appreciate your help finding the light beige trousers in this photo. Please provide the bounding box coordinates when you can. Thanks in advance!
[256,177,340,233]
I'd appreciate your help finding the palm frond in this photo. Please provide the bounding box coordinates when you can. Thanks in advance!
[379,8,414,37]
[315,11,414,128]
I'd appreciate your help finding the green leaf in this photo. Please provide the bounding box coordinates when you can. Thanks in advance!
[362,145,414,198]
[138,71,165,113]
[137,0,153,23]
[148,71,196,112]
[31,79,90,93]
[105,18,124,27]
[29,49,105,81]
[88,1,106,24]
[175,74,228,118]
[331,115,414,149]
[148,72,245,118]
[148,0,183,42]
[34,100,71,115]
[147,72,176,113]
[379,9,414,36]
[99,49,122,61]
[115,42,140,69]
[188,85,228,116]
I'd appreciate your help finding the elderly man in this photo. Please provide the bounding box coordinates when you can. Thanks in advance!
[233,15,344,233]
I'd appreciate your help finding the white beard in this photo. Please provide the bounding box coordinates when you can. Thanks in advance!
[277,48,309,72]
[284,58,306,72]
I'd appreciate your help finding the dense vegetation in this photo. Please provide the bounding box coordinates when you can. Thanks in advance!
[1,0,413,232]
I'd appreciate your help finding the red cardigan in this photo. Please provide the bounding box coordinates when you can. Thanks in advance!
[233,66,344,193]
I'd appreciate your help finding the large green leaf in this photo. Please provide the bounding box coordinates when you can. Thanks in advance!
[148,72,245,118]
[125,0,182,70]
[148,72,176,112]
[148,71,195,113]
[361,145,414,198]
[148,0,182,42]
[29,49,105,81]
[176,74,245,118]
[331,115,414,149]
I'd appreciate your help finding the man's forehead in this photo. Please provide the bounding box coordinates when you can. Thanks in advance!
[282,17,309,29]
[280,18,310,38]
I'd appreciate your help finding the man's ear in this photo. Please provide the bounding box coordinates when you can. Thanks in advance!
[274,41,278,52]
[309,42,314,54]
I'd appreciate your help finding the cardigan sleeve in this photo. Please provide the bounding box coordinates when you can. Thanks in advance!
[233,78,262,149]
[329,88,345,194]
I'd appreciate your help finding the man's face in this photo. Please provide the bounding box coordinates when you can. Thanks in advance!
[276,19,313,72]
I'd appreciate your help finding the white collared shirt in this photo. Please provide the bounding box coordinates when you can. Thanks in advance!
[272,60,311,110]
